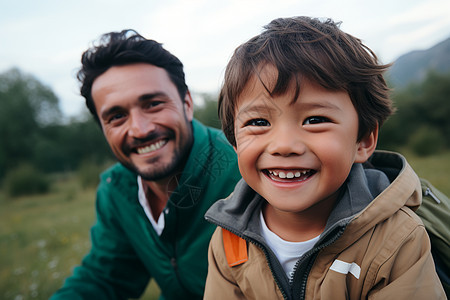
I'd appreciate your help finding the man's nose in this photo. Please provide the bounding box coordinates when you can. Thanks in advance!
[128,111,155,139]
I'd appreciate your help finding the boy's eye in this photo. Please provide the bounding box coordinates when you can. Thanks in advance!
[303,116,330,125]
[245,118,270,127]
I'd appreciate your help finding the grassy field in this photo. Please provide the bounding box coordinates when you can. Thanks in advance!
[0,174,159,300]
[401,150,450,195]
[0,151,448,299]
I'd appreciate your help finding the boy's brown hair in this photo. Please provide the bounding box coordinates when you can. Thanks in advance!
[219,16,394,146]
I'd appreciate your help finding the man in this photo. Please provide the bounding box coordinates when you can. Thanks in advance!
[51,30,241,299]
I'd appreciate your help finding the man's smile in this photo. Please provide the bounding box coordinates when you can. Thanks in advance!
[136,139,168,154]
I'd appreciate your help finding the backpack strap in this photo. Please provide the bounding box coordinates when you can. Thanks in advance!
[222,228,248,267]
[416,178,450,295]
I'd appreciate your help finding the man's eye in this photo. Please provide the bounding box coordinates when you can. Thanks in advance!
[109,113,126,123]
[303,116,329,125]
[245,118,270,126]
[145,100,163,109]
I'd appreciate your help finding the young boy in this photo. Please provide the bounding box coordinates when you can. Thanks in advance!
[204,16,445,299]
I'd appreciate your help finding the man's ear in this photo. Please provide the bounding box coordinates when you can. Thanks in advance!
[355,125,379,163]
[183,90,194,121]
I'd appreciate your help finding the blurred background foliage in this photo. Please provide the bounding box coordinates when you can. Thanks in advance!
[378,71,450,155]
[0,68,114,196]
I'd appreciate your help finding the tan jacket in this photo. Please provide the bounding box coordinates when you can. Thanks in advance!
[204,151,446,299]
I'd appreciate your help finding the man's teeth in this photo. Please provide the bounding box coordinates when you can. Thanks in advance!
[269,170,309,179]
[137,140,166,154]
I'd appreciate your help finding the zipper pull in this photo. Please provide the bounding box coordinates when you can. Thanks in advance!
[424,188,441,204]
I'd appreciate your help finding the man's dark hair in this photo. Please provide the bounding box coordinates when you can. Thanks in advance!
[77,29,188,124]
[219,16,394,146]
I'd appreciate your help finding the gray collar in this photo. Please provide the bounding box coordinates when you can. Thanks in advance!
[205,163,390,242]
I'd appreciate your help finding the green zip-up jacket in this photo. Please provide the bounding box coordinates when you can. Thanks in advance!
[51,120,241,300]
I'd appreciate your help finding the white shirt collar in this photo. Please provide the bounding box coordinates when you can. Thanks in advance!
[137,176,166,236]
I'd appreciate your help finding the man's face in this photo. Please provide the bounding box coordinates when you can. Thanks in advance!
[91,63,194,181]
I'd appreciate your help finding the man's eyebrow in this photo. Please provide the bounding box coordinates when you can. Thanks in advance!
[101,92,170,120]
[101,106,122,120]
[138,92,169,102]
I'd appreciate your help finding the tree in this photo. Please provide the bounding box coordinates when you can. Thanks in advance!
[0,68,62,178]
[194,93,221,129]
[58,118,114,170]
[378,71,450,154]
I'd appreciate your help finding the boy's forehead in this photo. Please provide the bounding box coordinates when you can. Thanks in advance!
[234,70,353,116]
[235,63,306,111]
[236,78,274,113]
[236,64,280,105]
[234,70,283,120]
[252,63,279,90]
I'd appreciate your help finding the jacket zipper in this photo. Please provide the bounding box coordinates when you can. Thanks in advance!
[292,226,346,299]
[424,188,441,204]
[205,218,290,300]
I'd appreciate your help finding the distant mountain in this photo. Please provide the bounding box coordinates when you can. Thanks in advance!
[388,37,450,89]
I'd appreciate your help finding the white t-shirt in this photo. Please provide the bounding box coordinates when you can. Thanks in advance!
[259,210,321,279]
[137,176,166,236]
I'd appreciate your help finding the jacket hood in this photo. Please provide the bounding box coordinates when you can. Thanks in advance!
[367,151,422,211]
[340,151,422,244]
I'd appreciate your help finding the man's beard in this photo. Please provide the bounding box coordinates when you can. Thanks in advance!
[136,143,191,181]
[120,124,193,182]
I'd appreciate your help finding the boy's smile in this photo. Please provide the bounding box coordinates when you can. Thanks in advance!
[234,64,375,232]
[265,169,315,182]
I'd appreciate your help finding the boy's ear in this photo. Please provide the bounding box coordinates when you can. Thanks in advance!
[355,125,379,163]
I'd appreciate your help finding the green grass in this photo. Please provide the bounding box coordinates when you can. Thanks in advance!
[0,174,160,300]
[401,150,450,195]
[0,151,448,299]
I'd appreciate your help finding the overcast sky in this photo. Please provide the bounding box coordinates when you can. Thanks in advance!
[1,0,449,118]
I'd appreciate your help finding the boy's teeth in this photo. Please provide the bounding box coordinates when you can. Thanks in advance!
[137,140,166,154]
[268,170,309,179]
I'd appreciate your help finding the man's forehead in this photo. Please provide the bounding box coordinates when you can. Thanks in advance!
[92,64,176,100]
[93,63,168,88]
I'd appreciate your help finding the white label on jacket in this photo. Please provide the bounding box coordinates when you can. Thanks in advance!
[330,260,361,279]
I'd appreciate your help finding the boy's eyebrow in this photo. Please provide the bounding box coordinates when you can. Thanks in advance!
[299,101,343,111]
[236,104,278,118]
[236,101,342,118]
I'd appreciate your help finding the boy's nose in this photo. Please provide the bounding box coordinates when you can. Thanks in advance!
[267,127,306,157]
[128,111,155,139]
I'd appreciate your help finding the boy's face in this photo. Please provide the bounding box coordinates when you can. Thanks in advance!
[233,65,374,216]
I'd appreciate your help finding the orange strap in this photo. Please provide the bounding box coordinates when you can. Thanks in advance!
[222,228,248,267]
